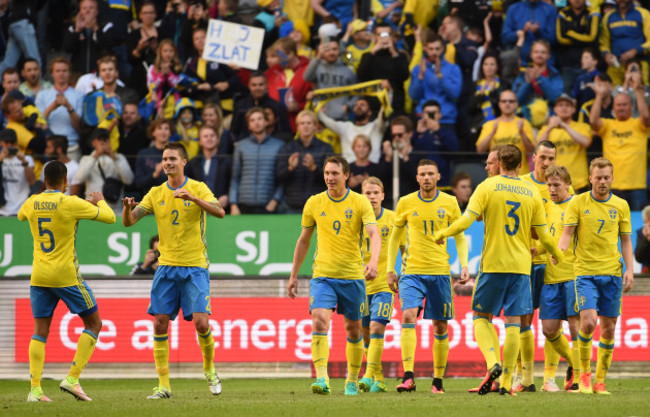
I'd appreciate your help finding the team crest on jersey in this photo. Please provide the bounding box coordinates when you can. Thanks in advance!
[381,225,390,238]
[609,208,617,219]
[561,211,565,222]
[184,200,191,207]
[345,208,353,220]
[437,208,445,219]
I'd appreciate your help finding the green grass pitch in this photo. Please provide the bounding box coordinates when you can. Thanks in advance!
[1,378,648,416]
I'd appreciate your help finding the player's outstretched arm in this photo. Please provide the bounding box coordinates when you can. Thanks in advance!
[287,227,314,299]
[88,191,116,224]
[453,231,470,283]
[122,197,148,227]
[433,211,477,242]
[364,224,381,281]
[387,225,405,275]
[174,189,225,218]
[621,234,635,293]
[534,225,563,264]
[557,225,575,252]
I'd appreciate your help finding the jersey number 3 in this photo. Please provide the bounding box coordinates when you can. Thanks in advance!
[505,200,521,236]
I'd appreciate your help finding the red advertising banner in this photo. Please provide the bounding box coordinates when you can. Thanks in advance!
[14,296,650,366]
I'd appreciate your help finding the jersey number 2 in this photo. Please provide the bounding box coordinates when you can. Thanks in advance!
[505,200,521,236]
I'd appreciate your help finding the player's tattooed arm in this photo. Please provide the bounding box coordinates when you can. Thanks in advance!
[122,197,149,226]
[132,206,147,220]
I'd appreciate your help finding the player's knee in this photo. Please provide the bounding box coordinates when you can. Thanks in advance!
[520,314,533,328]
[432,320,447,334]
[542,325,557,339]
[402,309,417,324]
[581,320,596,335]
[312,316,330,333]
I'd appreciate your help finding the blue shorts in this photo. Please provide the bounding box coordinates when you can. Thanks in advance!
[309,277,366,321]
[30,282,98,318]
[148,265,211,321]
[362,291,395,327]
[539,281,579,320]
[576,275,622,318]
[399,275,454,321]
[472,273,532,317]
[530,264,546,310]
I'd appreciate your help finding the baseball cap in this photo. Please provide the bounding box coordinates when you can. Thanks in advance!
[348,19,368,34]
[555,93,576,106]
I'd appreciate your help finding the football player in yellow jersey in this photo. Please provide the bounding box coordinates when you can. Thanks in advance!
[516,140,560,392]
[433,145,563,396]
[287,155,381,396]
[539,166,580,393]
[386,159,470,394]
[358,177,396,394]
[18,160,116,402]
[558,157,634,395]
[122,143,225,400]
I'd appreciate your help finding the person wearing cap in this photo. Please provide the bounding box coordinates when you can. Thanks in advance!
[170,98,201,159]
[73,128,134,210]
[590,68,650,211]
[556,0,600,95]
[341,19,373,72]
[538,94,592,192]
[600,0,650,86]
[358,22,410,115]
[0,128,36,216]
[279,20,313,59]
[304,37,356,121]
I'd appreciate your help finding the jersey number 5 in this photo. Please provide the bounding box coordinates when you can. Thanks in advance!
[38,218,55,253]
[505,200,521,236]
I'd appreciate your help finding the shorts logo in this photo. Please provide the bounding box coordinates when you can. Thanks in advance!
[579,295,585,307]
[475,303,482,310]
[310,296,314,306]
[437,208,445,219]
[381,225,390,238]
[609,208,617,220]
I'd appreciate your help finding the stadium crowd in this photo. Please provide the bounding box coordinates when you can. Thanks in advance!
[1,0,650,214]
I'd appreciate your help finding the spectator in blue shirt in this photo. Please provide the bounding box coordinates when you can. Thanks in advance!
[133,118,170,196]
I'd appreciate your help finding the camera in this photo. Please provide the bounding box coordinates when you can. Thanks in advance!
[7,147,18,156]
[171,2,180,11]
[630,64,639,73]
[427,111,436,119]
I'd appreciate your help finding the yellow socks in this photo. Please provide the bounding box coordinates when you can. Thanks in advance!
[433,332,449,379]
[366,334,385,382]
[346,336,363,383]
[544,337,560,380]
[502,324,521,391]
[473,317,499,369]
[312,333,329,381]
[197,329,215,373]
[578,330,593,375]
[520,326,535,386]
[153,334,171,390]
[548,331,572,368]
[489,321,500,356]
[69,329,98,379]
[29,335,46,388]
[401,323,416,374]
[571,337,581,379]
[595,337,614,383]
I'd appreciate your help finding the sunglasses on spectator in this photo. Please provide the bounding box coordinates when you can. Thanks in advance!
[392,132,405,138]
[500,99,516,103]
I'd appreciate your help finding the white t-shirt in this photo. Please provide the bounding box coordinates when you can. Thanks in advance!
[40,160,80,195]
[0,155,34,216]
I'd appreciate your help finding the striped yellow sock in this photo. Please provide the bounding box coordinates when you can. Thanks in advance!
[197,329,215,373]
[578,331,593,375]
[346,336,363,383]
[29,336,46,388]
[544,337,560,380]
[520,326,535,386]
[367,334,385,382]
[433,332,449,379]
[595,337,614,383]
[571,337,581,379]
[153,334,171,390]
[488,321,500,357]
[549,331,572,368]
[312,333,329,381]
[363,343,369,362]
[69,330,98,379]
[502,324,521,391]
[473,317,499,369]
[401,323,416,374]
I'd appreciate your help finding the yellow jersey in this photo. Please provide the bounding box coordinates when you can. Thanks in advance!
[521,172,575,264]
[17,191,116,287]
[362,208,396,294]
[139,178,216,268]
[476,118,535,174]
[598,117,649,190]
[538,121,592,189]
[544,196,576,284]
[564,191,632,277]
[395,190,467,275]
[345,43,374,73]
[466,175,547,275]
[302,188,376,279]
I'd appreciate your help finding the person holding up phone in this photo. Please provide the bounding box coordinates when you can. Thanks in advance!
[127,2,159,97]
[0,128,36,216]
